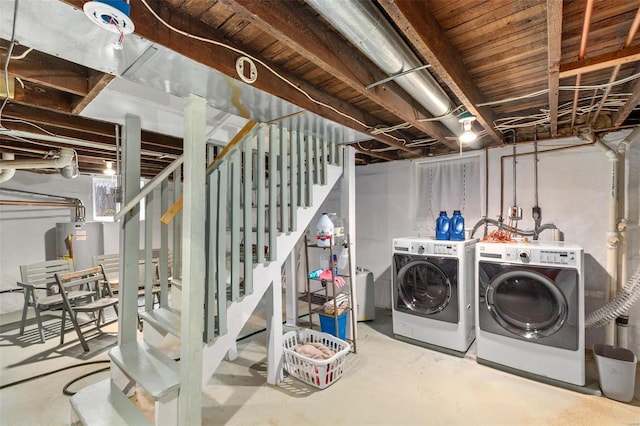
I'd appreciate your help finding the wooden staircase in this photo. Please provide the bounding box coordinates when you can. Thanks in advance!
[70,95,351,425]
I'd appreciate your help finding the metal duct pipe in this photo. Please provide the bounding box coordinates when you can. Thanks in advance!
[305,0,461,136]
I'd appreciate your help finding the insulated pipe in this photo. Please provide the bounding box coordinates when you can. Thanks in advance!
[615,127,640,347]
[595,137,619,345]
[0,148,73,171]
[0,153,16,183]
[304,0,461,136]
[617,142,628,348]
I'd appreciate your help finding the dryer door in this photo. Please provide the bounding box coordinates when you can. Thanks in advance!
[486,269,568,339]
[395,258,458,322]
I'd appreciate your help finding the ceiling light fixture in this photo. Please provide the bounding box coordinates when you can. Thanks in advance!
[83,0,135,49]
[458,111,478,145]
[104,161,115,175]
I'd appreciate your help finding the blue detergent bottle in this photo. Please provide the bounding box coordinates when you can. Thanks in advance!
[436,211,450,240]
[450,210,465,241]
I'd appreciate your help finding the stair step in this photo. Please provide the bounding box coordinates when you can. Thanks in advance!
[70,379,151,426]
[139,307,181,338]
[171,278,182,290]
[109,340,180,399]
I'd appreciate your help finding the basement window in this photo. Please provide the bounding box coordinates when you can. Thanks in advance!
[92,177,146,222]
[412,154,482,232]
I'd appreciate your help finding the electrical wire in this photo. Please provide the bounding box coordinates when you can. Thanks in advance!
[62,366,110,396]
[0,0,19,130]
[479,71,640,108]
[138,0,369,131]
[0,360,110,391]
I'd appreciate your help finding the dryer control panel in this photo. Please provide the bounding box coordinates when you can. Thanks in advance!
[504,247,578,266]
[425,242,458,256]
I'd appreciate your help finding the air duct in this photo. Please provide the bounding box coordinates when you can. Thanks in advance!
[0,148,75,183]
[305,0,463,138]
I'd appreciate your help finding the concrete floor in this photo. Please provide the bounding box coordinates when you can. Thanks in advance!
[1,307,639,425]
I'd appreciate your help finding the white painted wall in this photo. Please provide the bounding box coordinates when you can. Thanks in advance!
[0,171,169,314]
[354,132,640,354]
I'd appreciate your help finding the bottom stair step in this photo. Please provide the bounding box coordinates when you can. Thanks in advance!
[109,340,181,399]
[70,379,151,426]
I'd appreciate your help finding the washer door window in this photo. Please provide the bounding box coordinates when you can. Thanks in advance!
[395,259,458,323]
[486,269,567,339]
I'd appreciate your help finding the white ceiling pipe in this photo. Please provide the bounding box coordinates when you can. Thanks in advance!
[0,148,74,173]
[0,153,16,183]
[305,0,462,136]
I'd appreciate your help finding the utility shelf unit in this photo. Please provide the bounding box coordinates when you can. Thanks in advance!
[300,234,357,353]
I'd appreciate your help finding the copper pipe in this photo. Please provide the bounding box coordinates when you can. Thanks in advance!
[570,0,595,130]
[0,200,79,207]
[592,6,640,124]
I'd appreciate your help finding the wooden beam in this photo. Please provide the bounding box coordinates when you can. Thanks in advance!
[547,0,563,138]
[353,145,397,162]
[72,71,115,114]
[3,103,183,150]
[1,41,89,96]
[220,0,452,145]
[61,0,420,154]
[559,45,640,78]
[377,0,503,145]
[613,63,640,126]
[10,83,77,113]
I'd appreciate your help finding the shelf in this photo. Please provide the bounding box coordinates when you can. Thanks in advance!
[298,292,327,306]
[303,234,356,353]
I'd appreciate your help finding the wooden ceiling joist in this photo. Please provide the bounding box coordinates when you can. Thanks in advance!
[559,45,640,78]
[547,0,563,138]
[219,0,453,145]
[63,0,422,155]
[377,0,503,146]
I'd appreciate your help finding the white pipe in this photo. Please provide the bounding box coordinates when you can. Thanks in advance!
[304,0,461,136]
[0,148,74,170]
[0,153,16,183]
[615,127,640,347]
[594,138,619,345]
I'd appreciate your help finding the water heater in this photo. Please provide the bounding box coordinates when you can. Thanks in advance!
[56,222,104,270]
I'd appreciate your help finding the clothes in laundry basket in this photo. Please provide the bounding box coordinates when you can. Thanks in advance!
[294,342,335,360]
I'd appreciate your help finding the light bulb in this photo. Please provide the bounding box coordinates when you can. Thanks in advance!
[459,131,477,144]
[104,161,115,175]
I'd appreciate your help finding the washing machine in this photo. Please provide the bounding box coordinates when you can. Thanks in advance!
[475,240,585,386]
[392,237,477,354]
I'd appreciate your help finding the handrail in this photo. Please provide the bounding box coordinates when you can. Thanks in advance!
[160,121,258,225]
[114,155,185,222]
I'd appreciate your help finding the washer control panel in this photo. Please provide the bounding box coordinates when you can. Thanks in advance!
[392,239,460,256]
[504,247,578,266]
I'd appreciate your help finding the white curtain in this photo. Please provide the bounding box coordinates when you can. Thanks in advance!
[413,157,481,233]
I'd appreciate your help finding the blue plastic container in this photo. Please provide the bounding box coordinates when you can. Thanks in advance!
[319,312,349,340]
[435,211,450,240]
[450,210,465,241]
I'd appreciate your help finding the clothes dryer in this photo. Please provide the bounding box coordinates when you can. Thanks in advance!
[475,241,585,385]
[392,237,477,354]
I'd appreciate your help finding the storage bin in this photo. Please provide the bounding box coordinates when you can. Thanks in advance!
[282,329,350,389]
[593,343,637,402]
[319,312,349,340]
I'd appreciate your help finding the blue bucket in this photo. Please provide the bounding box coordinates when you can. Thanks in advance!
[319,312,349,340]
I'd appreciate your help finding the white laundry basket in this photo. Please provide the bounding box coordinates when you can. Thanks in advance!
[282,329,350,389]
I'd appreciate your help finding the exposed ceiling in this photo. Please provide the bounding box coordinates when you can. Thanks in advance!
[1,0,639,178]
